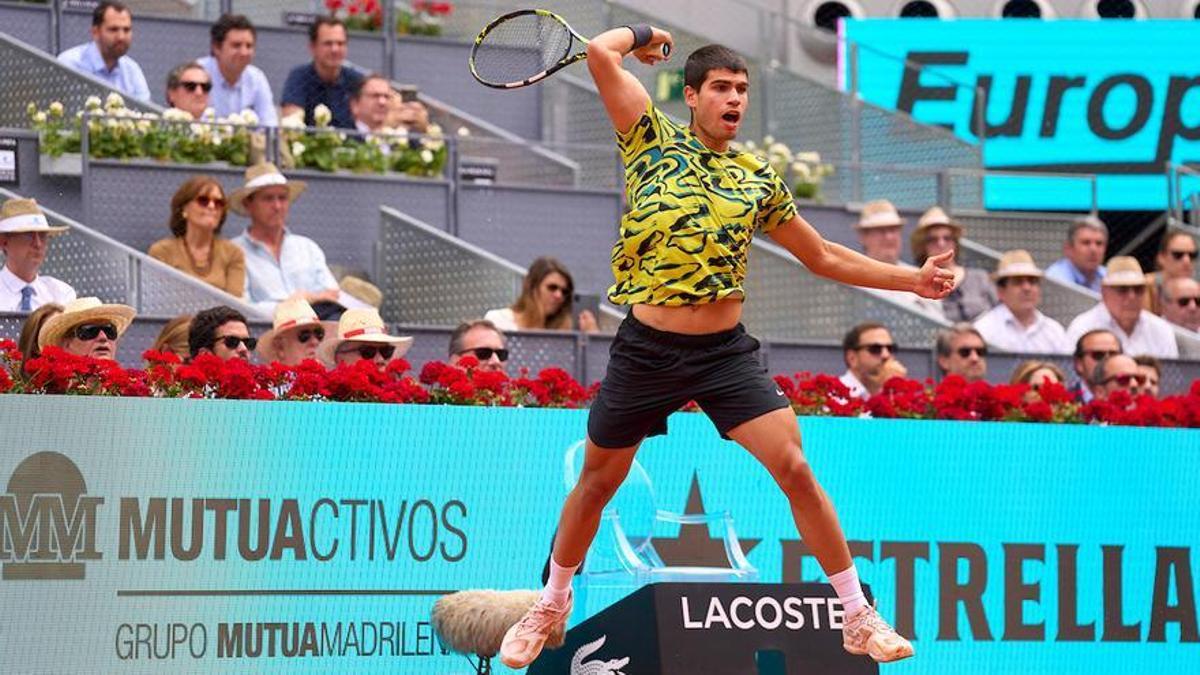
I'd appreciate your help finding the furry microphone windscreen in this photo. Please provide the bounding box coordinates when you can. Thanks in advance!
[431,589,567,657]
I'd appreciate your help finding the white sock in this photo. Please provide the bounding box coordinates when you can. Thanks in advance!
[540,559,579,607]
[828,564,868,615]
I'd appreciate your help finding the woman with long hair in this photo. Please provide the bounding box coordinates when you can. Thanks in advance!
[148,176,245,297]
[17,302,62,373]
[486,257,597,331]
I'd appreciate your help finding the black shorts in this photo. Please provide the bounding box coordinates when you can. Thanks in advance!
[587,313,791,449]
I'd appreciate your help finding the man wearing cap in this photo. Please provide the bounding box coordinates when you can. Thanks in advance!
[1045,216,1109,292]
[0,198,76,312]
[38,297,135,361]
[854,199,943,318]
[973,250,1070,354]
[256,297,334,366]
[1066,256,1178,359]
[230,163,343,319]
[319,308,413,371]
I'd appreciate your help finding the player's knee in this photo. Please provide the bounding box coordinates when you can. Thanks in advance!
[577,466,626,503]
[776,456,820,502]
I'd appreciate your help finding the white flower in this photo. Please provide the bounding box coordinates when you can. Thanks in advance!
[48,101,64,117]
[104,92,125,111]
[201,107,216,121]
[280,111,305,130]
[424,136,444,151]
[456,126,471,138]
[791,161,813,181]
[240,109,259,127]
[84,96,102,111]
[743,140,757,151]
[143,112,160,121]
[211,135,222,146]
[794,151,822,164]
[26,102,37,117]
[420,149,434,164]
[136,119,152,133]
[32,111,47,124]
[291,141,306,157]
[426,123,444,137]
[313,104,332,127]
[75,111,84,120]
[163,107,192,123]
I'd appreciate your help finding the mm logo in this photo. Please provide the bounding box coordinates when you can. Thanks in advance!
[1,452,103,580]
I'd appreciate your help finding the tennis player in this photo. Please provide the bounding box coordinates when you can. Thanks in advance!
[500,25,954,669]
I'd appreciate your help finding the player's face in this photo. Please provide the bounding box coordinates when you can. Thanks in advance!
[686,68,749,147]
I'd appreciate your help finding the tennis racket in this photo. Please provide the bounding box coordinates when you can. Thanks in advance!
[469,9,670,89]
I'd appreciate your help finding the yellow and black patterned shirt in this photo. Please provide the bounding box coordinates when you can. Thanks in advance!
[607,102,797,306]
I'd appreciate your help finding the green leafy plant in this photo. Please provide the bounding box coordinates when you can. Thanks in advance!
[736,136,835,201]
[280,104,451,178]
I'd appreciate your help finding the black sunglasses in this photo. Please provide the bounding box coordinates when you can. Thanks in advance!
[339,344,396,360]
[1169,250,1197,261]
[1082,349,1121,361]
[956,346,987,358]
[1173,296,1200,308]
[458,347,509,362]
[296,327,326,344]
[74,323,117,341]
[1103,373,1147,387]
[178,80,213,93]
[215,335,257,351]
[854,342,896,356]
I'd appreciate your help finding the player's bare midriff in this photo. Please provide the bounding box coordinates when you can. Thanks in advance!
[632,296,744,334]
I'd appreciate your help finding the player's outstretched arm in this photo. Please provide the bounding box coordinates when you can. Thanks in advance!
[768,215,956,299]
[586,26,673,134]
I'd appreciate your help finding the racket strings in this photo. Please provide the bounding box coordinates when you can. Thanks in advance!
[473,14,574,84]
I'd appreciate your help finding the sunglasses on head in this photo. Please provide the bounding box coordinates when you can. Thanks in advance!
[339,344,396,360]
[1169,250,1197,261]
[178,80,213,93]
[855,342,896,356]
[194,194,226,209]
[1174,296,1200,308]
[1104,373,1147,387]
[458,347,509,362]
[955,346,987,358]
[215,335,257,351]
[296,327,326,344]
[74,323,117,341]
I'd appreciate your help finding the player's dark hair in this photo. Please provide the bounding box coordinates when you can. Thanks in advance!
[684,45,748,91]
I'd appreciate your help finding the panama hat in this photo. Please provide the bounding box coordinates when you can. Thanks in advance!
[913,206,963,237]
[228,163,307,216]
[38,297,135,350]
[1102,256,1146,287]
[855,199,904,229]
[991,250,1043,281]
[317,308,413,366]
[0,198,68,235]
[255,298,335,362]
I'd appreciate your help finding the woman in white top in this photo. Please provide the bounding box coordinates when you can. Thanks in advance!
[485,257,598,332]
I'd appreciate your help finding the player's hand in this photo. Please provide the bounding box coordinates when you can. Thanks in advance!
[915,249,956,299]
[632,28,672,66]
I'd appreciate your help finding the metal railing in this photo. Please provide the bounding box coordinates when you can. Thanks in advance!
[1167,163,1200,231]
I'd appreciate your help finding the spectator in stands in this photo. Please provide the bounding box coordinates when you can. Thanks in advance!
[1145,230,1197,315]
[57,1,150,102]
[17,303,62,373]
[189,305,255,361]
[1066,256,1178,358]
[255,297,332,366]
[854,199,943,318]
[149,176,245,297]
[485,257,599,332]
[0,198,75,312]
[1070,329,1122,403]
[1133,354,1161,398]
[1045,215,1109,292]
[1009,359,1065,387]
[1091,354,1146,400]
[318,308,412,370]
[38,297,134,361]
[839,322,906,399]
[973,249,1070,354]
[281,17,361,129]
[449,319,508,375]
[199,14,277,127]
[911,206,995,321]
[1161,277,1200,359]
[150,314,191,360]
[229,163,343,319]
[935,323,988,383]
[350,74,429,137]
[164,62,212,120]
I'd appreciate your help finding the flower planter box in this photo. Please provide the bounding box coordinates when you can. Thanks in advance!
[38,153,81,177]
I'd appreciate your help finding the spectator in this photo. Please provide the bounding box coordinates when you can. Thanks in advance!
[255,298,332,366]
[1161,277,1200,359]
[387,87,430,132]
[57,1,150,102]
[935,323,988,382]
[281,17,361,129]
[198,14,277,127]
[485,257,598,332]
[17,303,62,373]
[1065,256,1178,358]
[1070,329,1122,403]
[973,250,1070,354]
[149,176,245,297]
[0,198,75,311]
[448,319,508,374]
[351,74,428,136]
[318,308,413,370]
[1145,230,1197,314]
[1045,215,1108,292]
[1009,359,1065,387]
[911,206,996,321]
[1091,354,1145,400]
[1133,354,1161,398]
[164,62,212,120]
[839,322,906,399]
[189,305,255,361]
[229,163,343,319]
[38,297,135,360]
[150,314,191,360]
[854,199,942,318]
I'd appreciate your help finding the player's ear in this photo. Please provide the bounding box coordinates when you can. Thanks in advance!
[683,84,698,109]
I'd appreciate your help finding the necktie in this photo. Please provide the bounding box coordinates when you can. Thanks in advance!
[19,285,33,312]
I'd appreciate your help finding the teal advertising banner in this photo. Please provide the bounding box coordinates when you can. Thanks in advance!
[842,19,1200,210]
[1,396,1198,673]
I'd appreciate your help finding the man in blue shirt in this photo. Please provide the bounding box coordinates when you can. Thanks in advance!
[1044,215,1109,292]
[280,17,362,129]
[198,14,277,126]
[57,1,150,102]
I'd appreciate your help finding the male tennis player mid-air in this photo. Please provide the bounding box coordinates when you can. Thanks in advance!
[499,24,954,669]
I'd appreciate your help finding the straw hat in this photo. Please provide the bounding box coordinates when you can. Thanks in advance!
[228,163,307,216]
[913,206,963,237]
[991,249,1043,281]
[317,308,413,366]
[339,275,383,309]
[38,297,135,350]
[0,198,68,235]
[1102,256,1146,287]
[255,298,335,362]
[855,199,904,229]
